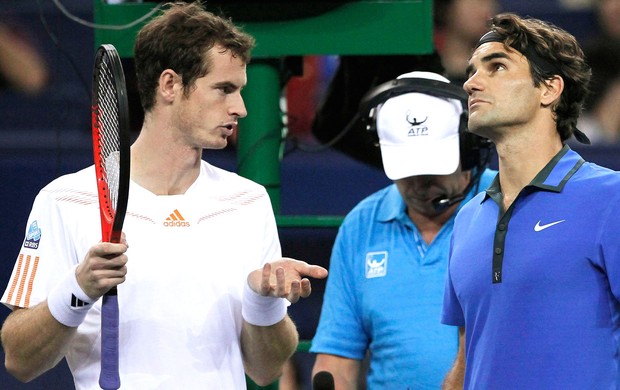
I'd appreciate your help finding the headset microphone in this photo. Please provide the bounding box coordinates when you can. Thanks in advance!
[431,160,488,213]
[432,194,465,213]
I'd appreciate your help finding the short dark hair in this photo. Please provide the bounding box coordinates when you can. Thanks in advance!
[486,13,591,143]
[134,1,255,112]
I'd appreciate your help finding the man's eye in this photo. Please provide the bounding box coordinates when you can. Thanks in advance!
[217,85,235,94]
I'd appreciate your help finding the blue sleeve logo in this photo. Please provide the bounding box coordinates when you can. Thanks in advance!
[23,221,42,249]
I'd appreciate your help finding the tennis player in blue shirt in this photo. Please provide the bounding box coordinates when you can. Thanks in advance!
[310,71,496,389]
[442,13,620,389]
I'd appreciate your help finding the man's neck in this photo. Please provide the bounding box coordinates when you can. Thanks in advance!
[409,204,457,245]
[130,130,202,196]
[495,130,563,211]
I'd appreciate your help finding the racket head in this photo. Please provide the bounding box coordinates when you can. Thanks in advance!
[91,44,131,244]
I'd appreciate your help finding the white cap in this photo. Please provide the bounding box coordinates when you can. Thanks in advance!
[376,71,463,180]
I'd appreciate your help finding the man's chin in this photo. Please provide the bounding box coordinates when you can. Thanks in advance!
[468,123,494,139]
[410,202,440,217]
[203,139,228,151]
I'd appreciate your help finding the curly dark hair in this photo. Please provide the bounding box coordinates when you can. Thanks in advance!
[487,13,591,142]
[134,1,255,112]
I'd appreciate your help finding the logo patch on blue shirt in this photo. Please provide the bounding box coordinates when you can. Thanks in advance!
[23,221,41,250]
[365,251,387,279]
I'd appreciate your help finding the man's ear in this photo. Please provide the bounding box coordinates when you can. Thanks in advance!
[540,75,564,107]
[158,69,181,104]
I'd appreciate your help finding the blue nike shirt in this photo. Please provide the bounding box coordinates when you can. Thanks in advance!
[443,145,620,389]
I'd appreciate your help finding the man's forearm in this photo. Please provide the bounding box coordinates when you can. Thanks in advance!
[442,326,466,390]
[442,358,465,390]
[240,314,298,386]
[1,303,76,382]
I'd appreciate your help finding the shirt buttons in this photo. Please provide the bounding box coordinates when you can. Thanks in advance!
[498,223,506,231]
[495,247,502,255]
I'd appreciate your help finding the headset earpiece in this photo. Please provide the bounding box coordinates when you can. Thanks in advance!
[365,106,379,133]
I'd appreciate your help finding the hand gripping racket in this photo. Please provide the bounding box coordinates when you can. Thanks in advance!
[91,44,130,390]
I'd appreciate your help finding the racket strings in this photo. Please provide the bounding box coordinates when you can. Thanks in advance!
[95,55,122,215]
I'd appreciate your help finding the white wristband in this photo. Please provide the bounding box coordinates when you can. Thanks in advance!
[241,282,287,326]
[48,265,97,327]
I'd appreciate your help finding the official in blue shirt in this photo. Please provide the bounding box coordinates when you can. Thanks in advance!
[311,71,496,389]
[441,13,620,389]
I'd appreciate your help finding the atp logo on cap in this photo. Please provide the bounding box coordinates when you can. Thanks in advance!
[406,110,428,137]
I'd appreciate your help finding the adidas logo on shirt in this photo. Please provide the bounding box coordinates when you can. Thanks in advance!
[163,209,190,227]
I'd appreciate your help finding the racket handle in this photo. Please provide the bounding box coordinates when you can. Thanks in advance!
[99,291,120,390]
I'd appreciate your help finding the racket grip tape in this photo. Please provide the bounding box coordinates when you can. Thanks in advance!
[99,294,120,390]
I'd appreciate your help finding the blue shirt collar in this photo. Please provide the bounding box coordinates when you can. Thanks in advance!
[377,184,408,223]
[485,144,585,202]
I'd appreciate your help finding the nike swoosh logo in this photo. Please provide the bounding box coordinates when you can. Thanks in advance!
[534,219,565,232]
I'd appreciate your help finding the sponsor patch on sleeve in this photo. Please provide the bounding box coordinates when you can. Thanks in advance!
[23,220,42,250]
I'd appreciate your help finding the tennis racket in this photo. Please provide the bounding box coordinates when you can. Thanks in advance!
[91,44,130,390]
